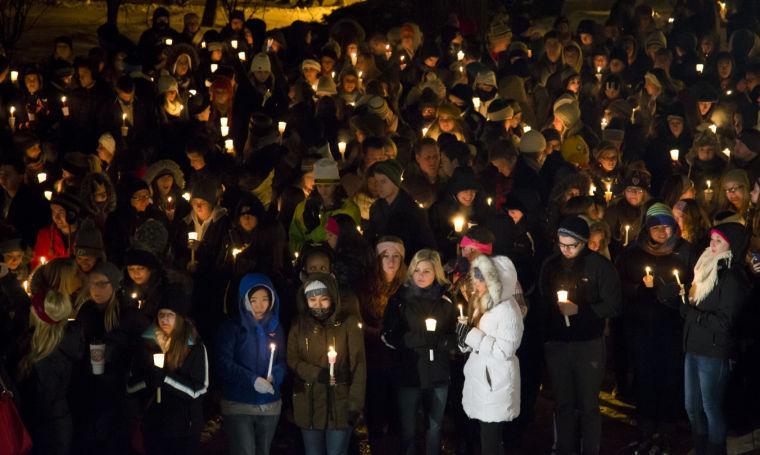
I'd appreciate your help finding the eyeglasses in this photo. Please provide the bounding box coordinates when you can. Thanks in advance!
[725,185,744,194]
[131,194,151,201]
[625,187,644,194]
[558,241,581,250]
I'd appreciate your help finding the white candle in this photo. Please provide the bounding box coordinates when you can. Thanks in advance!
[201,41,206,48]
[624,225,630,246]
[8,106,15,130]
[338,141,347,161]
[188,232,198,242]
[557,290,570,327]
[182,192,191,201]
[457,50,465,61]
[61,96,69,117]
[266,343,276,379]
[189,89,197,96]
[121,113,128,137]
[278,121,286,135]
[165,38,173,46]
[487,197,493,206]
[153,353,165,403]
[37,173,47,184]
[601,117,608,129]
[458,304,464,318]
[722,147,731,158]
[225,139,234,153]
[589,184,596,196]
[670,149,679,161]
[210,63,218,73]
[645,266,652,277]
[231,39,238,49]
[668,17,674,23]
[708,124,717,134]
[231,247,242,258]
[350,51,357,66]
[327,346,337,380]
[238,51,246,61]
[523,125,532,133]
[44,190,52,200]
[452,215,465,233]
[39,256,46,265]
[220,117,228,128]
[10,70,18,83]
[425,318,437,361]
[631,106,639,123]
[472,97,481,111]
[221,126,229,137]
[421,126,429,137]
[696,63,704,74]
[673,269,681,285]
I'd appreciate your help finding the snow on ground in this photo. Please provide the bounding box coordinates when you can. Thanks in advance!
[14,1,360,62]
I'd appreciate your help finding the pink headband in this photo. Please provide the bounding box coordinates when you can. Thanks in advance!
[710,228,730,245]
[459,236,493,255]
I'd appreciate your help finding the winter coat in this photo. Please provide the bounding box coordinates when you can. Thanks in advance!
[32,224,74,269]
[287,273,366,430]
[216,274,286,407]
[126,325,208,438]
[681,254,750,359]
[0,272,30,369]
[365,190,436,260]
[382,282,457,388]
[1,184,51,247]
[461,256,524,423]
[538,248,622,342]
[288,195,360,255]
[428,193,490,263]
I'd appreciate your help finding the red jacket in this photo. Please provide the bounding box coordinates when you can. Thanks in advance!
[32,224,74,270]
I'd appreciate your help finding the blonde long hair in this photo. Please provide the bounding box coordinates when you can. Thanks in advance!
[407,249,449,286]
[18,290,72,379]
[31,258,81,304]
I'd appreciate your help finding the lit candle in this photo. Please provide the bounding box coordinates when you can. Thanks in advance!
[350,51,358,66]
[421,126,429,137]
[225,139,234,153]
[278,121,287,135]
[457,50,465,61]
[557,290,570,327]
[601,117,608,129]
[487,197,493,206]
[668,17,674,23]
[708,124,717,134]
[165,38,173,46]
[452,215,466,233]
[8,106,15,130]
[358,322,363,329]
[37,172,47,184]
[44,191,52,200]
[61,96,69,117]
[201,41,206,48]
[589,184,596,196]
[39,256,46,265]
[472,97,481,111]
[631,106,639,123]
[604,183,613,203]
[188,232,198,242]
[645,266,652,276]
[153,353,165,403]
[596,66,603,81]
[726,90,732,96]
[338,141,347,161]
[266,38,273,51]
[121,113,128,137]
[22,280,29,295]
[523,125,532,133]
[425,318,437,361]
[266,343,276,379]
[673,269,681,285]
[704,180,714,202]
[10,70,18,83]
[210,63,218,73]
[696,63,704,74]
[231,39,238,49]
[182,192,191,201]
[670,149,679,161]
[418,202,425,208]
[327,346,337,381]
[220,117,228,128]
[238,51,246,61]
[189,89,197,96]
[220,116,229,137]
[624,225,630,246]
[722,147,730,158]
[231,247,242,259]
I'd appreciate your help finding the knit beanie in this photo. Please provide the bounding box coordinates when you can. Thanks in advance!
[558,216,590,243]
[368,159,404,188]
[301,59,321,72]
[623,169,651,191]
[473,70,497,88]
[738,129,760,154]
[0,237,23,254]
[644,202,677,229]
[158,284,190,317]
[156,75,178,94]
[316,75,338,97]
[191,178,218,207]
[304,280,329,298]
[366,96,391,119]
[541,128,561,143]
[711,222,748,258]
[123,247,160,269]
[250,52,271,73]
[313,158,340,184]
[75,219,104,257]
[519,130,547,154]
[61,152,92,177]
[376,237,405,258]
[134,218,169,258]
[98,133,116,154]
[554,102,581,128]
[486,98,514,122]
[447,166,481,194]
[90,261,122,287]
[50,191,81,219]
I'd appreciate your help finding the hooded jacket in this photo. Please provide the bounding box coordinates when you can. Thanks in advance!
[216,273,286,407]
[461,255,524,423]
[287,273,366,430]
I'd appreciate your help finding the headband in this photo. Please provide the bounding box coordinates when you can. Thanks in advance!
[459,236,493,256]
[31,291,59,325]
[710,228,730,245]
[376,240,405,258]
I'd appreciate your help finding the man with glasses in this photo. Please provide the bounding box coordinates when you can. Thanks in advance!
[538,216,621,455]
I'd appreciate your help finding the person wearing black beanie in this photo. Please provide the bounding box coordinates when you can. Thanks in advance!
[127,283,207,455]
[538,216,621,455]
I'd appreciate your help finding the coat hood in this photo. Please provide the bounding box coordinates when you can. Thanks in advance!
[471,255,518,309]
[296,272,343,322]
[79,172,117,215]
[237,273,280,332]
[144,159,186,189]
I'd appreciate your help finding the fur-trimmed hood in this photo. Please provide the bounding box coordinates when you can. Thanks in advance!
[144,159,186,189]
[471,255,518,311]
[79,172,117,215]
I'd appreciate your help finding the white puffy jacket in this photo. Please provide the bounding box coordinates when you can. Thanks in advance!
[461,255,524,423]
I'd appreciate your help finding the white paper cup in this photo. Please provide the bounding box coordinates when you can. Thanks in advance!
[90,343,106,375]
[425,318,437,331]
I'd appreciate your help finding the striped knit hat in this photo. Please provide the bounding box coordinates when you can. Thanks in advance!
[645,202,676,229]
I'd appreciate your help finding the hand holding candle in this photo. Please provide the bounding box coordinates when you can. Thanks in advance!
[643,266,654,288]
[704,180,713,202]
[557,290,571,327]
[673,269,686,303]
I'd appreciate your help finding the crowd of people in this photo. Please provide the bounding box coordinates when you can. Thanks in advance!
[0,1,759,454]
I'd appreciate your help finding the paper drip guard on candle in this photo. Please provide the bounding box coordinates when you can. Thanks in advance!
[153,353,165,403]
[557,290,570,327]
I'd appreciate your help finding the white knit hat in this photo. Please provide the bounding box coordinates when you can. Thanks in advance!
[98,133,116,154]
[304,280,329,298]
[473,70,497,88]
[250,52,271,73]
[316,75,338,96]
[301,59,321,72]
[518,130,547,154]
[313,158,340,184]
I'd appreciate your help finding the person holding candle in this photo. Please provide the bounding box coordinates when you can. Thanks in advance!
[456,254,524,454]
[686,131,726,207]
[614,202,696,452]
[603,169,650,257]
[144,159,191,227]
[381,249,456,455]
[682,222,750,455]
[588,142,624,196]
[118,239,171,338]
[32,191,82,270]
[288,273,366,455]
[216,273,286,455]
[127,284,208,455]
[538,216,621,455]
[15,286,82,455]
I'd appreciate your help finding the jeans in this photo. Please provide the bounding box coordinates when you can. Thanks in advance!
[224,413,280,455]
[684,352,730,445]
[544,338,605,455]
[301,428,352,455]
[397,386,448,455]
[631,331,682,435]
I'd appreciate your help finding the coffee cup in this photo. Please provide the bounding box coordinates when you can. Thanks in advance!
[90,343,106,375]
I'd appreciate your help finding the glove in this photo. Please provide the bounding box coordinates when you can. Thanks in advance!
[316,368,330,384]
[254,377,275,394]
[455,321,472,347]
[147,365,166,388]
[303,198,323,232]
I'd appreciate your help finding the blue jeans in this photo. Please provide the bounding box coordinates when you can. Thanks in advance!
[300,428,352,455]
[684,352,730,445]
[224,413,280,455]
[397,386,448,455]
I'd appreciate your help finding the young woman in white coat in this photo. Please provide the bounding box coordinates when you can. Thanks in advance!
[456,254,524,454]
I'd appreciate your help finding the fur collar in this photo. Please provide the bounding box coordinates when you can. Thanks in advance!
[691,248,732,305]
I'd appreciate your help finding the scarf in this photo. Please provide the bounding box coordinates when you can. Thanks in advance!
[690,248,732,305]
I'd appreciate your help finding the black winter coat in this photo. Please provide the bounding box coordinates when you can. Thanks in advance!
[538,248,622,342]
[1,184,51,247]
[382,282,457,388]
[365,190,435,260]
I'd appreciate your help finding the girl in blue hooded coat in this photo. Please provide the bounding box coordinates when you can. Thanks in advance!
[215,273,287,455]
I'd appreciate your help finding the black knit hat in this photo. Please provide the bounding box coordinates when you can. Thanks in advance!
[622,169,651,191]
[447,166,481,195]
[191,178,219,207]
[711,222,748,258]
[558,216,590,243]
[123,247,160,269]
[368,159,404,188]
[123,177,150,199]
[158,284,190,317]
[50,191,81,219]
[75,219,104,257]
[134,219,168,258]
[90,261,122,287]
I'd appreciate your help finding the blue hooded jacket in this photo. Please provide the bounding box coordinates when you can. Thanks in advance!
[215,273,286,405]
